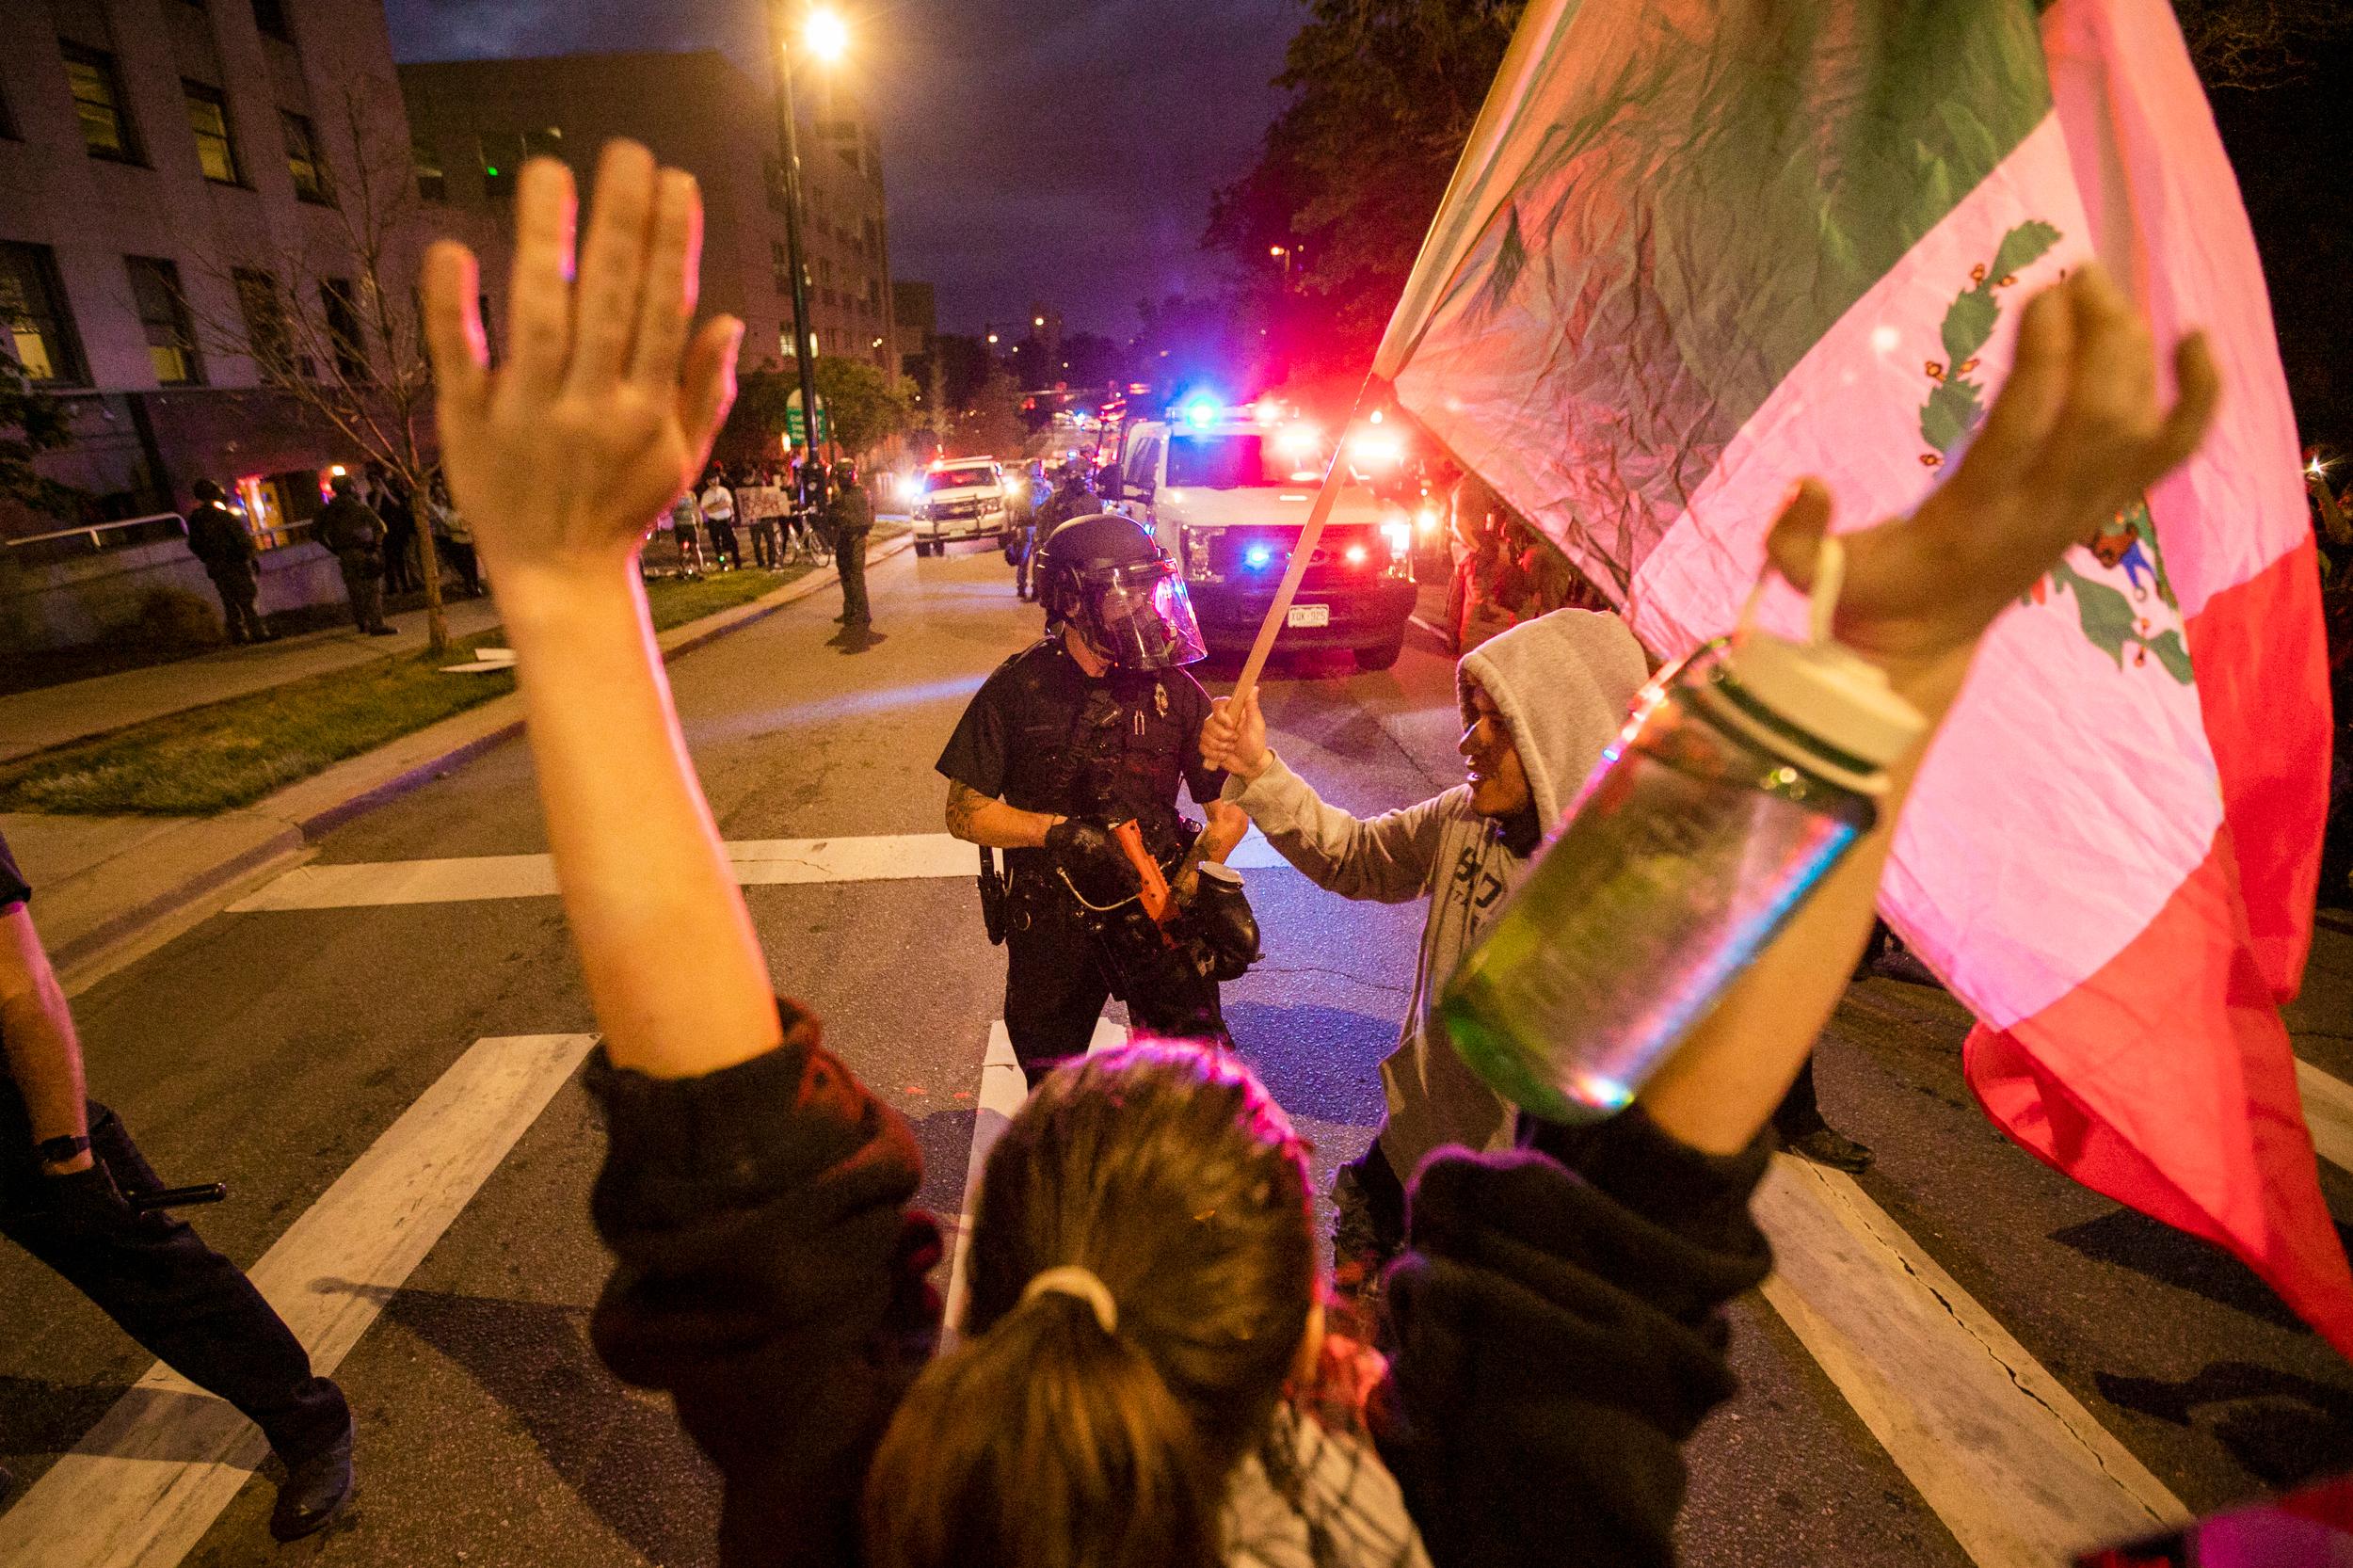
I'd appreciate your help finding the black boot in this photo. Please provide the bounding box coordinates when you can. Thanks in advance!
[269,1413,356,1542]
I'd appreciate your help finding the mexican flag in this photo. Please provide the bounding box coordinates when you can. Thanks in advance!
[1378,0,2346,1350]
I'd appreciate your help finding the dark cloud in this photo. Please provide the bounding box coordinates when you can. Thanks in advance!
[384,0,1299,336]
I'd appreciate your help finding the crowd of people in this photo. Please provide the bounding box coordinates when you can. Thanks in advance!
[6,140,2221,1564]
[653,457,876,629]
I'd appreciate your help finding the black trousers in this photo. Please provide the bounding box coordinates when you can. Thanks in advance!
[749,520,778,569]
[0,1096,347,1461]
[207,567,267,643]
[383,520,420,593]
[338,557,386,632]
[705,520,740,568]
[836,528,871,624]
[1003,904,1225,1085]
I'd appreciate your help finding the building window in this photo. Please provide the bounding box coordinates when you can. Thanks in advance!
[61,43,138,162]
[320,278,366,381]
[232,267,293,378]
[0,243,86,385]
[0,72,18,139]
[250,0,292,42]
[772,241,791,295]
[184,82,240,184]
[126,256,202,385]
[412,134,444,201]
[280,110,328,202]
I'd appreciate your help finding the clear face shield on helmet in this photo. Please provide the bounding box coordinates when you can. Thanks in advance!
[1080,559,1208,670]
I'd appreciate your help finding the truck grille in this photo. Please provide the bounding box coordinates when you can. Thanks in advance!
[1198,524,1396,588]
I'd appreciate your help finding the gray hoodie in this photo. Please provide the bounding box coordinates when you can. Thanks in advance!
[1225,610,1650,1178]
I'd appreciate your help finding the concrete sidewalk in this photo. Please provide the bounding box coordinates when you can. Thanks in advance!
[4,533,914,986]
[0,593,508,763]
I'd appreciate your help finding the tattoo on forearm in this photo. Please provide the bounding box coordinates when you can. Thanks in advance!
[946,781,984,840]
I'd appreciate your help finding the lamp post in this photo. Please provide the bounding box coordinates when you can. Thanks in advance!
[768,3,847,481]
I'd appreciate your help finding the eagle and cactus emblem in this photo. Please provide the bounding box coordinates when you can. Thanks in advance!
[1916,221,2193,683]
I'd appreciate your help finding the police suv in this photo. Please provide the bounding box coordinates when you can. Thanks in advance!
[911,457,1016,557]
[1106,403,1417,669]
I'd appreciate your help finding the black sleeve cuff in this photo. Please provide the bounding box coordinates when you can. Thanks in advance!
[585,1000,915,1237]
[1521,1105,1773,1260]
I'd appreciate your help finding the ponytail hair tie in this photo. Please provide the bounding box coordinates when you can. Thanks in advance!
[1020,1265,1119,1335]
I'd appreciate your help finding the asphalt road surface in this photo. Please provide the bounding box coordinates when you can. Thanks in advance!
[3,544,2349,1567]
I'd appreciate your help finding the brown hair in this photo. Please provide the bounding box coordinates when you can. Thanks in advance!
[862,1042,1317,1568]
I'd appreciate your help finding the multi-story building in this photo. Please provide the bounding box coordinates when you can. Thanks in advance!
[0,0,439,536]
[0,0,479,648]
[893,279,935,373]
[398,49,896,383]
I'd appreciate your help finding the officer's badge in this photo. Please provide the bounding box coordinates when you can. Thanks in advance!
[1154,683,1169,718]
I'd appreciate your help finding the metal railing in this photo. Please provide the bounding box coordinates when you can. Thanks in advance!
[3,512,187,567]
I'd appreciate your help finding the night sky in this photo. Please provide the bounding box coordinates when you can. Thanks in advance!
[385,0,1300,338]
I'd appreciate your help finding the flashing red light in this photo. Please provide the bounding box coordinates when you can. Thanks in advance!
[1344,544,1369,566]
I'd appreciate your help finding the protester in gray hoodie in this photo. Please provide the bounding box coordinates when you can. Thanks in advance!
[1204,609,1647,1269]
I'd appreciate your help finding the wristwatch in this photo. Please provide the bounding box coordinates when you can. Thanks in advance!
[35,1133,92,1168]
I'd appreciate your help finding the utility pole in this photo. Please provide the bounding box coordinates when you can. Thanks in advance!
[768,0,824,485]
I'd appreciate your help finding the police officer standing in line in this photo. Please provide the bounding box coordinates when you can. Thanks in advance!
[938,513,1249,1084]
[0,828,356,1540]
[184,479,271,645]
[313,472,395,636]
[827,458,873,629]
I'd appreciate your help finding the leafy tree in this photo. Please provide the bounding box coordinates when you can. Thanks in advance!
[0,357,85,521]
[957,366,1027,459]
[811,356,917,458]
[726,358,915,465]
[1207,0,1522,383]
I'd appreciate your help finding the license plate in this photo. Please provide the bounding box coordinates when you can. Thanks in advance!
[1287,603,1331,629]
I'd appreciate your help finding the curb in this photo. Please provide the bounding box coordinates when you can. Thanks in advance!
[44,532,913,987]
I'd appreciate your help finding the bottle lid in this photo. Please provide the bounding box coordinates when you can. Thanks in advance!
[1715,630,1926,773]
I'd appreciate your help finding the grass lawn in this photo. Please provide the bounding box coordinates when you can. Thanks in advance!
[643,563,812,632]
[0,565,816,817]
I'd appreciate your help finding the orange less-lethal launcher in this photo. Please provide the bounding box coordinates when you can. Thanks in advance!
[1110,820,1175,924]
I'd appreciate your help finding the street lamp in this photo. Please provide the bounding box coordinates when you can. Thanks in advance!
[768,1,848,476]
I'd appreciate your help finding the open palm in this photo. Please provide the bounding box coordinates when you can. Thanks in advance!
[421,143,743,579]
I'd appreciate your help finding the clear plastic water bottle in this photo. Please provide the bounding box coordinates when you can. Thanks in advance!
[1440,568,1924,1124]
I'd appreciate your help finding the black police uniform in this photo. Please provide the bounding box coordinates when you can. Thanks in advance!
[0,832,349,1470]
[937,638,1227,1077]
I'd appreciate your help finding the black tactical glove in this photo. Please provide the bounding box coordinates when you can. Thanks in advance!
[1046,818,1142,907]
[1183,862,1261,983]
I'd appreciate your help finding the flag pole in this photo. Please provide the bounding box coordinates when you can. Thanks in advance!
[1229,374,1382,707]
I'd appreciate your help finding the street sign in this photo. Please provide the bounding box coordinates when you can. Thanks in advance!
[786,387,830,443]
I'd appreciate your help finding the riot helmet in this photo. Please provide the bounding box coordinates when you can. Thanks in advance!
[192,478,226,503]
[1033,512,1206,670]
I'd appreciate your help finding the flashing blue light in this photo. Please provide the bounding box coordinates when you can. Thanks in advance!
[1244,545,1274,569]
[1183,396,1221,428]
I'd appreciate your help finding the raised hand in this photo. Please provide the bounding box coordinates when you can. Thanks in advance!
[421,142,744,583]
[1766,263,2218,681]
[1202,690,1272,780]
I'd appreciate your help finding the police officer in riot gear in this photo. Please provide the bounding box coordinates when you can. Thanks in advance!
[939,513,1253,1083]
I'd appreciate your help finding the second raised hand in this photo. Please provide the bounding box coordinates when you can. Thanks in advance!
[421,141,744,583]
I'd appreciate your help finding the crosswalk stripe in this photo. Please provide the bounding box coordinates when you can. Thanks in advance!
[226,832,1294,912]
[0,1034,596,1568]
[1754,1156,2191,1567]
[2295,1059,2353,1175]
[939,1017,1127,1347]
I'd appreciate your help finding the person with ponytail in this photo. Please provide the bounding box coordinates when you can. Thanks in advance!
[420,144,2217,1568]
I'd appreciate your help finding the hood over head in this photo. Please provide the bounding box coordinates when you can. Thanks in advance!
[1456,610,1652,825]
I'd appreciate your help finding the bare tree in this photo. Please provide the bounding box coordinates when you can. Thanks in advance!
[181,80,455,652]
[2174,0,2353,90]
